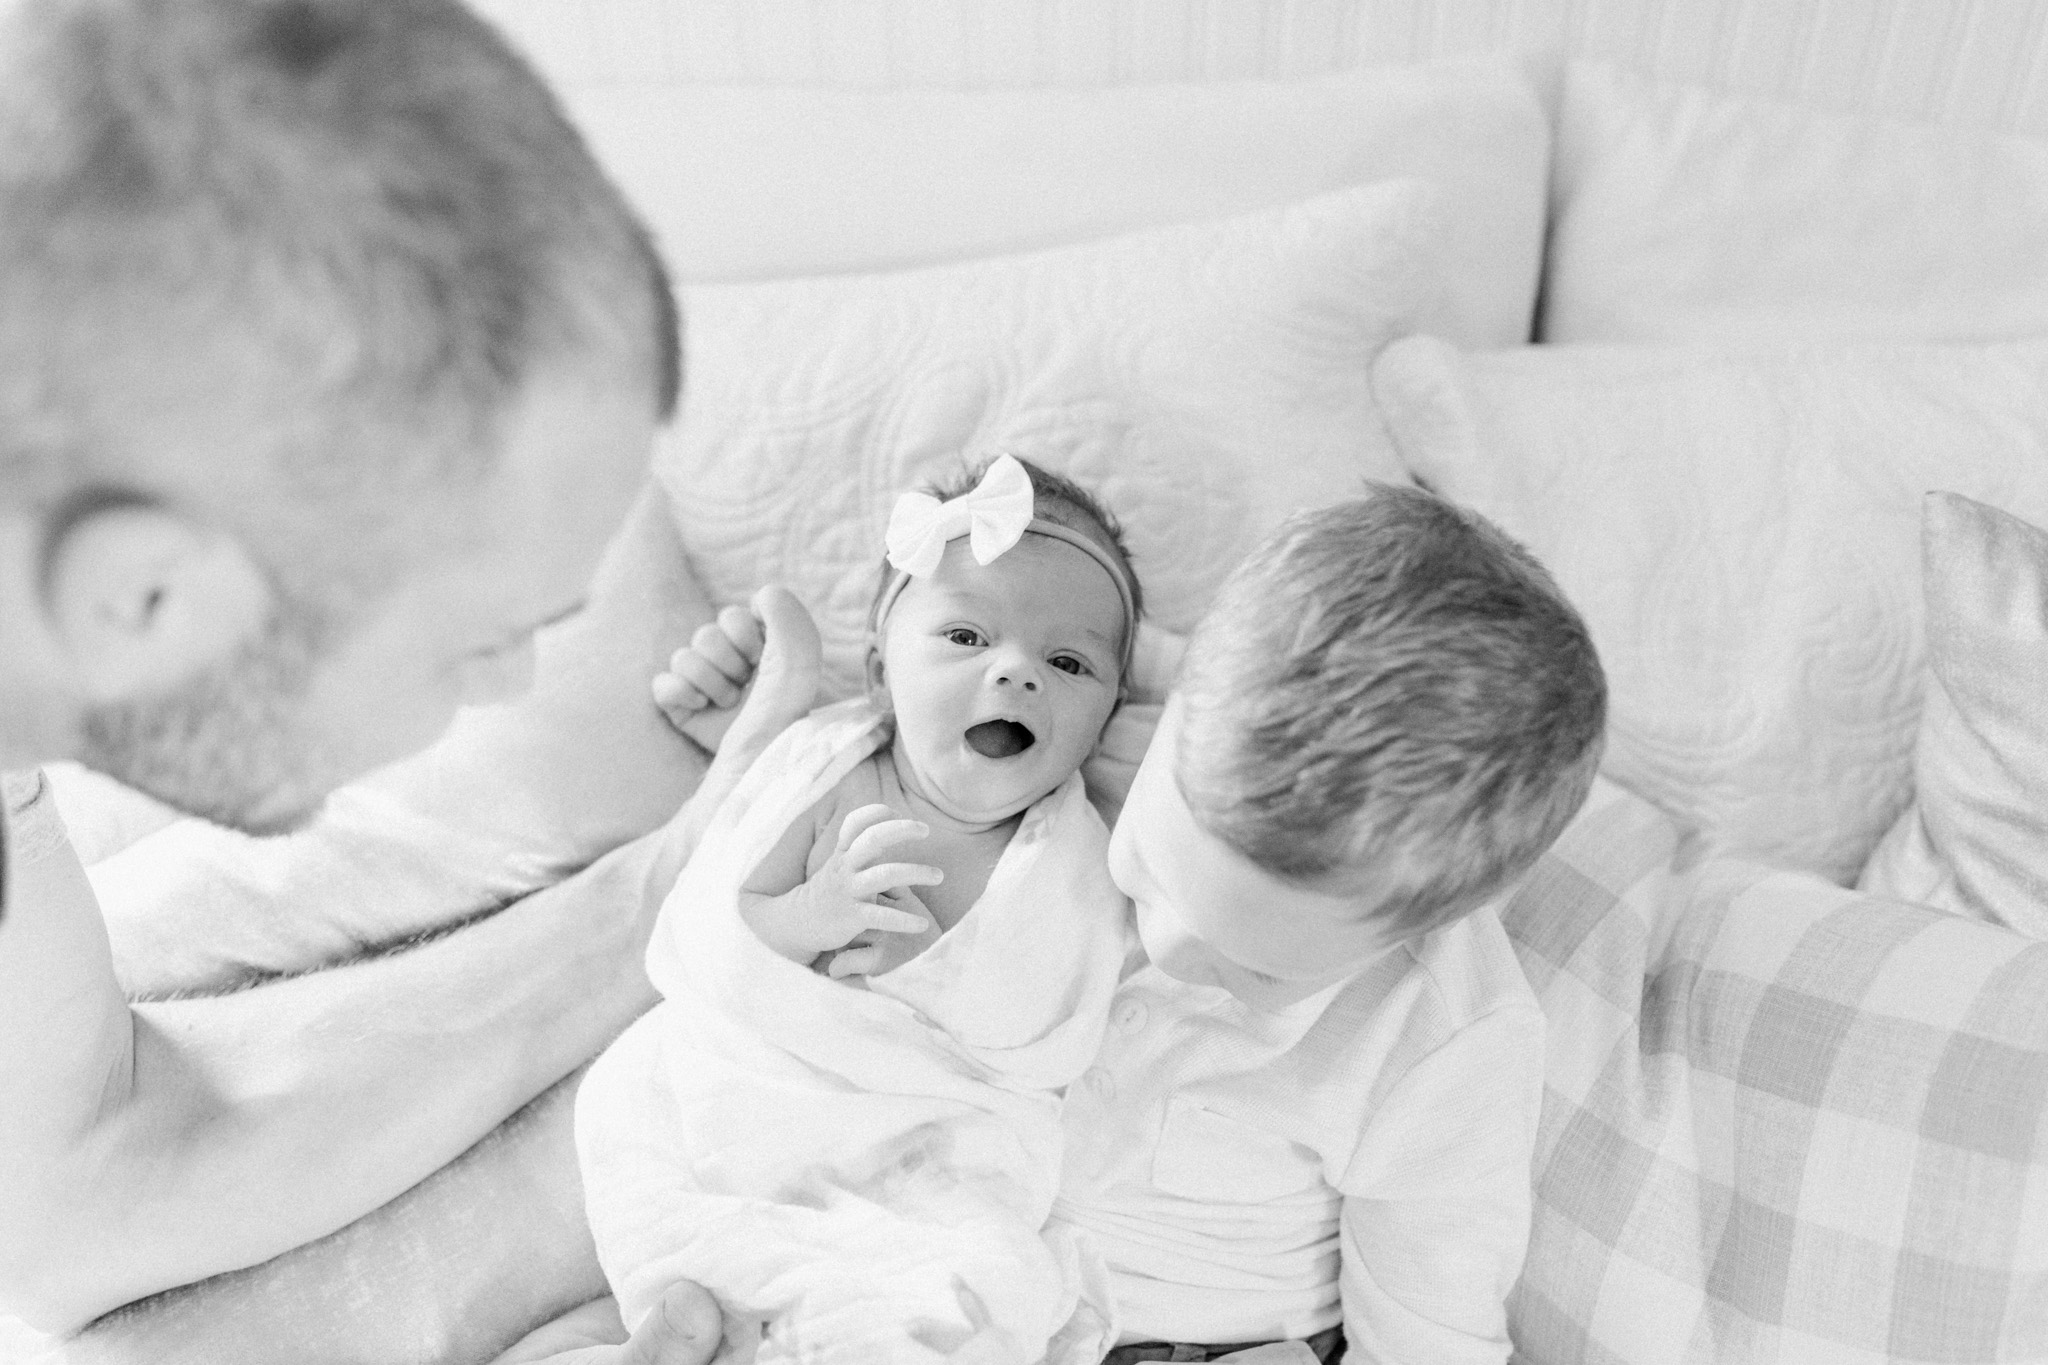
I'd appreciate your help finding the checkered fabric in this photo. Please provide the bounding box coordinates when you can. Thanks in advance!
[1503,779,2048,1365]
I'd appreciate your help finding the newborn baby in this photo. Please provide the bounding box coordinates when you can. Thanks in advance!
[574,454,1142,1363]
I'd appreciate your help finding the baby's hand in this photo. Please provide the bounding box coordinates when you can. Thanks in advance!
[818,884,942,981]
[745,804,941,965]
[653,600,776,751]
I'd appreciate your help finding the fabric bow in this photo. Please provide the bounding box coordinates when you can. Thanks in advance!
[884,453,1036,577]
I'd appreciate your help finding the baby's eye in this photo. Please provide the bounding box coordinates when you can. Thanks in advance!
[1049,654,1089,676]
[943,627,985,648]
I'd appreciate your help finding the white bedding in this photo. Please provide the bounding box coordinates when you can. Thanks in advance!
[575,699,1126,1363]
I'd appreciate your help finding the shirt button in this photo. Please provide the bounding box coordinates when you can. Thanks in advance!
[1115,999,1149,1032]
[1084,1067,1117,1101]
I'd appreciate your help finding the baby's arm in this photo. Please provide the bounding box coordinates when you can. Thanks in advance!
[1335,1004,1545,1364]
[652,595,939,976]
[739,801,939,978]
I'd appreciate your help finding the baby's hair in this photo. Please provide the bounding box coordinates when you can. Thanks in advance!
[0,0,676,527]
[1176,484,1606,937]
[932,456,1143,623]
[871,455,1145,635]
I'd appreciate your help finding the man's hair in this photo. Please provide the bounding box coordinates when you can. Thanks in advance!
[871,453,1146,631]
[0,0,677,546]
[1176,484,1606,935]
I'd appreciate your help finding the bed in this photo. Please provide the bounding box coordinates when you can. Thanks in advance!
[14,1,2048,1361]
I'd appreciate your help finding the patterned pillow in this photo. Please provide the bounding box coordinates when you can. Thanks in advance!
[1861,493,2048,939]
[1508,779,2048,1364]
[654,181,1442,699]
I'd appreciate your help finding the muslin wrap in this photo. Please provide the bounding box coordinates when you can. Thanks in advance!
[576,698,1127,1363]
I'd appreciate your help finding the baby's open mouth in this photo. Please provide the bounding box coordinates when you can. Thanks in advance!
[965,719,1036,759]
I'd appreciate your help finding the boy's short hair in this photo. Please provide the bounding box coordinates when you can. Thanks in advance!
[0,0,676,549]
[871,453,1146,632]
[1176,484,1606,936]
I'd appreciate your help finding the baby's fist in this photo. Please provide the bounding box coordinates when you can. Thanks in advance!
[653,603,768,747]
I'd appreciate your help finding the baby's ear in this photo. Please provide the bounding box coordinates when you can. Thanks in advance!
[864,645,889,706]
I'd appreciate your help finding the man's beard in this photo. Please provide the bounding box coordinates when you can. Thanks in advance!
[75,605,339,836]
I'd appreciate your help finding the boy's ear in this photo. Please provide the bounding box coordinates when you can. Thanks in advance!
[43,500,273,701]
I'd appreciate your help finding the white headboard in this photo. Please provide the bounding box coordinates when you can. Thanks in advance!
[481,0,2048,136]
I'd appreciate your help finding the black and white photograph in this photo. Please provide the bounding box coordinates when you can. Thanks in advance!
[2,2,2045,1362]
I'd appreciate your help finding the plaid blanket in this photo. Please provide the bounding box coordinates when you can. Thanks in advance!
[1504,779,2048,1364]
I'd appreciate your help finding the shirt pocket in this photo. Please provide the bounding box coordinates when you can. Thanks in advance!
[1150,1096,1323,1205]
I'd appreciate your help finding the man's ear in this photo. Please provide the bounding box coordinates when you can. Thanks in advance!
[42,501,273,700]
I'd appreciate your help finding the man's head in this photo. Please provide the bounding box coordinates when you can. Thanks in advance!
[1109,485,1606,1007]
[0,0,678,831]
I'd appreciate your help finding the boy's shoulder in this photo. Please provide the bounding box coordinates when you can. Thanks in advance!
[1322,904,1538,1054]
[1404,903,1539,1027]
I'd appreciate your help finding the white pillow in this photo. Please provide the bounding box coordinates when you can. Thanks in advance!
[1545,62,2048,345]
[1861,493,2048,938]
[1372,335,2048,883]
[658,182,1440,700]
[516,54,1548,347]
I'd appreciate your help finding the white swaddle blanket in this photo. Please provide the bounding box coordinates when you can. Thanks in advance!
[577,698,1128,1364]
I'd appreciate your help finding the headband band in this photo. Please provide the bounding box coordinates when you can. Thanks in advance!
[872,455,1139,676]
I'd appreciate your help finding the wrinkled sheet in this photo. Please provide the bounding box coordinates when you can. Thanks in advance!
[576,698,1127,1364]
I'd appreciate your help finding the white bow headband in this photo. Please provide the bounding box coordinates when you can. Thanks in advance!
[874,454,1139,673]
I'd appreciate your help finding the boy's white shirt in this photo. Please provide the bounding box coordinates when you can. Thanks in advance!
[1053,900,1543,1362]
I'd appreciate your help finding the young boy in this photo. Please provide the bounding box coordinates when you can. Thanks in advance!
[1054,484,1605,1363]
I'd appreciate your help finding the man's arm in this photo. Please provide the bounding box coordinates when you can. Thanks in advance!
[64,1072,606,1365]
[29,586,824,1353]
[0,774,676,1332]
[1335,1003,1545,1364]
[364,479,718,862]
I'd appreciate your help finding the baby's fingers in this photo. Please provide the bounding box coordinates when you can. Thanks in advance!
[836,805,931,863]
[679,626,753,699]
[847,861,943,902]
[853,896,930,936]
[666,642,746,709]
[827,945,884,979]
[714,604,766,667]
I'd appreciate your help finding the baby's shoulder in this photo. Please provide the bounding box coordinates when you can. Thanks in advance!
[795,753,892,860]
[822,751,890,816]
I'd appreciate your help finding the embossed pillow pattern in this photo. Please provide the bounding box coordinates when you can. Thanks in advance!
[654,182,1443,698]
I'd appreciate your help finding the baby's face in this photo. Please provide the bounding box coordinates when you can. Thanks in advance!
[875,534,1125,826]
[1109,695,1413,1010]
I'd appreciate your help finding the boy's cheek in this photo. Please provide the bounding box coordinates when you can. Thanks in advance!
[1133,898,1224,989]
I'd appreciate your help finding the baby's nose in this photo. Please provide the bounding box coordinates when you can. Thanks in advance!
[991,653,1041,692]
